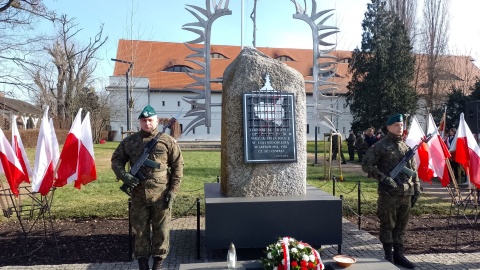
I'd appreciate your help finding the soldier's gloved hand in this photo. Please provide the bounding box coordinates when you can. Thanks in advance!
[411,185,421,207]
[165,191,176,209]
[121,173,139,188]
[381,177,398,189]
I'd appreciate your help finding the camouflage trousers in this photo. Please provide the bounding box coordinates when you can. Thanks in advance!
[131,200,171,259]
[376,194,412,245]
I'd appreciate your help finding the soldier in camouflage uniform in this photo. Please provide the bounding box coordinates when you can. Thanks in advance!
[362,114,420,269]
[111,105,184,270]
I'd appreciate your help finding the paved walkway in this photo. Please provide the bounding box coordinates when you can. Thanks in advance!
[2,160,479,270]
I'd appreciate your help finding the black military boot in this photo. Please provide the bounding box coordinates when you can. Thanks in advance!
[138,257,150,270]
[393,243,415,269]
[382,243,393,263]
[152,257,163,270]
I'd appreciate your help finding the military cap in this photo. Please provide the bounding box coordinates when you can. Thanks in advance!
[138,105,157,119]
[386,113,403,126]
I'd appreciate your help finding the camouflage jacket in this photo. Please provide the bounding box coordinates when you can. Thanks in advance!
[362,132,419,196]
[111,129,184,202]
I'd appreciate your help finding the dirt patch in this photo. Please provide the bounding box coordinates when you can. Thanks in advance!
[346,214,480,254]
[0,218,130,266]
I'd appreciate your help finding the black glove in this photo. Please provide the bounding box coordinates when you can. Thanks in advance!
[165,191,176,209]
[411,185,421,207]
[381,176,398,189]
[121,173,139,188]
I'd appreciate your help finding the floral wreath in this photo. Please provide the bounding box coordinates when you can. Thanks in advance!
[261,236,324,270]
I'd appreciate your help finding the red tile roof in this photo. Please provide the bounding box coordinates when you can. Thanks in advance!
[113,39,480,96]
[113,39,352,94]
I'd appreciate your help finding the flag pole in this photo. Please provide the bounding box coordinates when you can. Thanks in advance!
[445,159,462,203]
[0,185,10,218]
[0,177,14,218]
[241,0,244,49]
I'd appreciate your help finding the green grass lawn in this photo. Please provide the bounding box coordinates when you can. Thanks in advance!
[0,141,451,222]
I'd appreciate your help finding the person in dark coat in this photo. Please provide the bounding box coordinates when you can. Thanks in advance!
[355,131,365,162]
[346,129,356,161]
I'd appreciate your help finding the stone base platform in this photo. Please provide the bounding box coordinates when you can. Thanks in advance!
[204,183,342,249]
[179,257,399,270]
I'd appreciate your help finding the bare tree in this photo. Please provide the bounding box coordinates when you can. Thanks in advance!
[77,87,111,143]
[419,0,450,112]
[385,0,418,47]
[32,15,108,128]
[0,0,56,98]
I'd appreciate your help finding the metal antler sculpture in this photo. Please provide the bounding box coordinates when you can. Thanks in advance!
[181,0,231,134]
[292,0,341,131]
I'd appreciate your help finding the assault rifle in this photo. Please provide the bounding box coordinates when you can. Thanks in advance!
[389,130,436,186]
[120,109,183,196]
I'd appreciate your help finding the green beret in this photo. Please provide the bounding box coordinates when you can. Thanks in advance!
[138,105,156,119]
[386,114,403,125]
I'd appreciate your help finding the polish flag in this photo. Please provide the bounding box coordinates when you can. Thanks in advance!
[54,109,82,187]
[74,112,97,189]
[427,114,451,187]
[11,115,32,184]
[406,116,434,183]
[32,107,55,195]
[0,128,26,195]
[449,113,480,188]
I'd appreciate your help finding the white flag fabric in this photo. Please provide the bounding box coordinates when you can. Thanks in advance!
[50,118,60,175]
[54,108,82,187]
[0,128,26,195]
[406,116,434,183]
[74,112,97,189]
[32,107,55,195]
[427,114,451,186]
[11,115,32,182]
[449,113,480,188]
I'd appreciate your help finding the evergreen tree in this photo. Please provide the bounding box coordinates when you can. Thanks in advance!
[469,77,480,101]
[347,0,418,132]
[442,88,469,129]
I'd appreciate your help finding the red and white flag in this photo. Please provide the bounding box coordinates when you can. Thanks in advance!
[74,112,97,189]
[406,116,434,183]
[32,107,55,195]
[0,128,26,195]
[54,109,82,187]
[11,115,32,184]
[427,114,451,187]
[450,113,480,188]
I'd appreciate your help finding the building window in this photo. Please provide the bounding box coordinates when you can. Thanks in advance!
[179,124,183,134]
[306,124,310,134]
[162,101,165,106]
[163,65,191,72]
[339,58,351,64]
[276,55,294,62]
[191,104,195,109]
[192,128,195,134]
[177,101,181,106]
[211,53,227,59]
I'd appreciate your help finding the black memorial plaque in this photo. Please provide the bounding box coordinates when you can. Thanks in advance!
[243,91,296,163]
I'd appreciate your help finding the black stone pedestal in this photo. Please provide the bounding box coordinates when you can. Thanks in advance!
[204,183,342,249]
